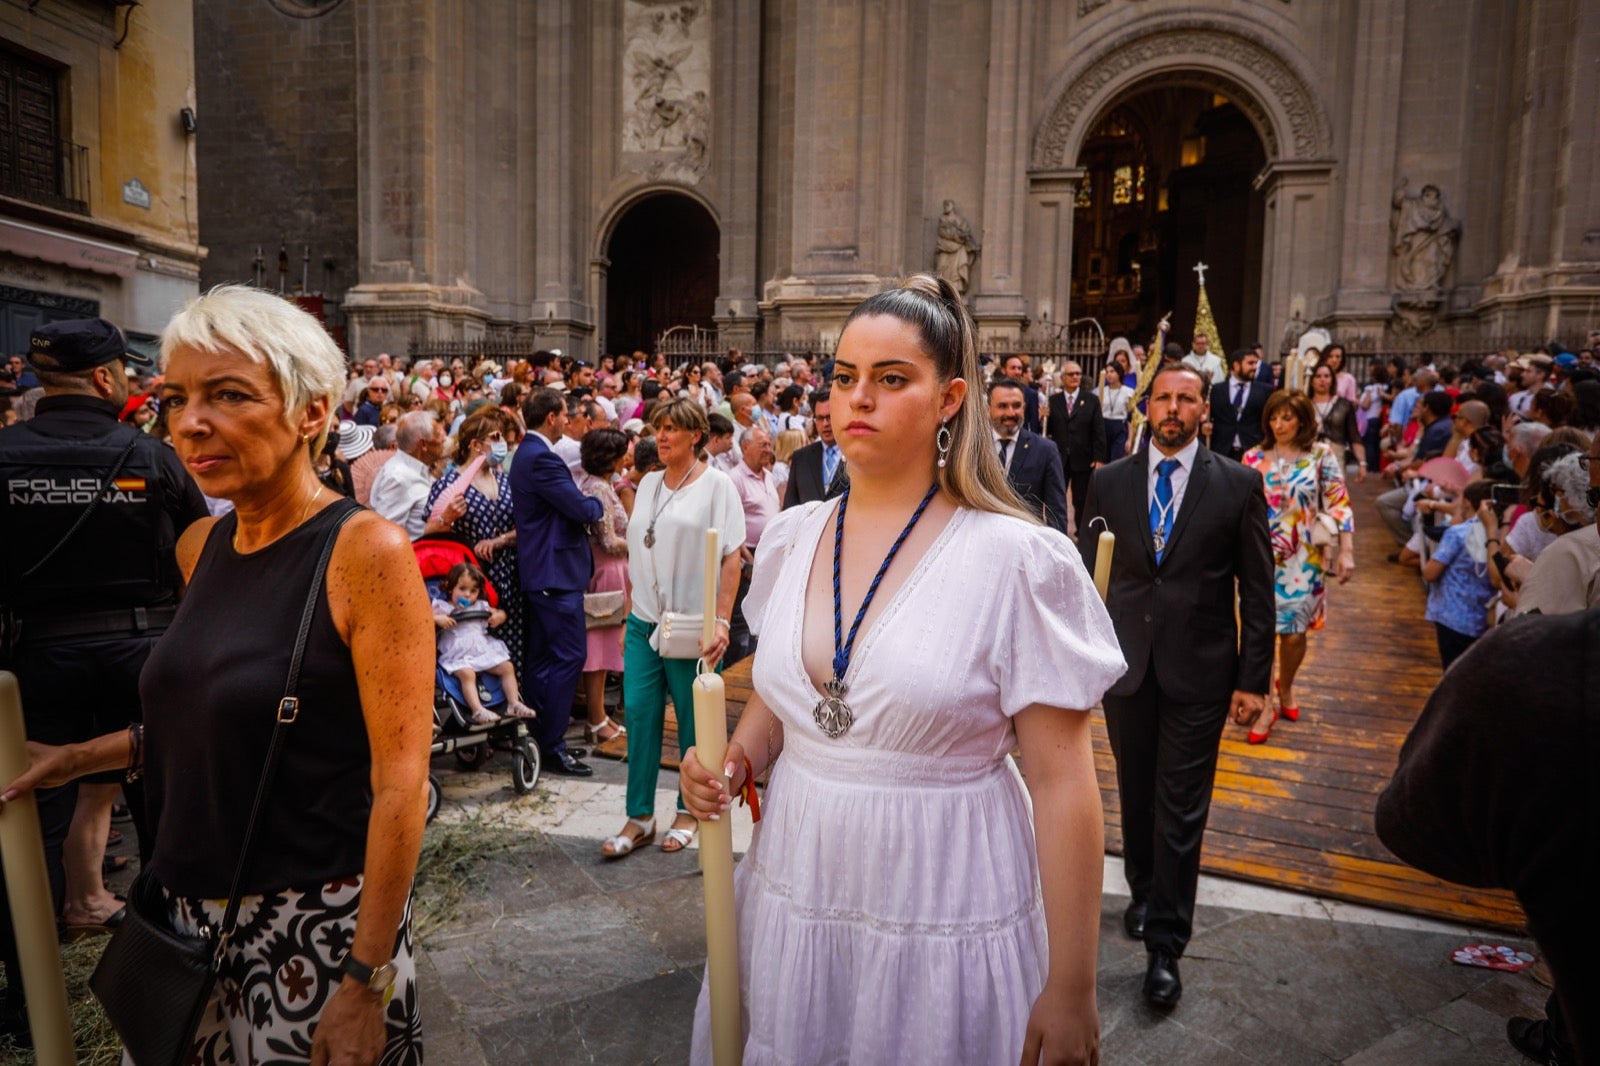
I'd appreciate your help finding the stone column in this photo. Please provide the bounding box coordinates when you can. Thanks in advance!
[712,0,762,350]
[1023,167,1085,339]
[970,0,1035,345]
[1326,0,1407,335]
[345,0,489,358]
[1254,160,1336,350]
[530,0,595,355]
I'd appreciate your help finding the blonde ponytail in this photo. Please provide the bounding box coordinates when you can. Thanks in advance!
[842,274,1038,524]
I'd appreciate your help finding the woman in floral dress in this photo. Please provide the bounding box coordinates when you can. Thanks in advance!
[1241,390,1355,742]
[425,408,525,683]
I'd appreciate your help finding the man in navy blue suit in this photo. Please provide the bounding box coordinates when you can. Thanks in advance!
[990,377,1069,533]
[511,388,604,776]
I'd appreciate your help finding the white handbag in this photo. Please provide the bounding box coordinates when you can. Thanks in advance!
[652,610,705,659]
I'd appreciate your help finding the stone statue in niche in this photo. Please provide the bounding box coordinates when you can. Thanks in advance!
[1390,179,1461,331]
[935,200,981,297]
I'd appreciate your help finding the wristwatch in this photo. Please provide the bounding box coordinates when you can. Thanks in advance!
[340,952,398,995]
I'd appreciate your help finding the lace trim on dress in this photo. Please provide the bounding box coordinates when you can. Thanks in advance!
[745,852,1041,939]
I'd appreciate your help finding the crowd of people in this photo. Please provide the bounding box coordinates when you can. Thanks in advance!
[1,293,1597,1065]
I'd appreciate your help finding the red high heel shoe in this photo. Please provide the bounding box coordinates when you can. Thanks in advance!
[1247,707,1279,745]
[1274,680,1300,722]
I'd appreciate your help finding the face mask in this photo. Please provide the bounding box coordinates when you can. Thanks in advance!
[1501,446,1513,468]
[488,441,508,463]
[439,374,453,388]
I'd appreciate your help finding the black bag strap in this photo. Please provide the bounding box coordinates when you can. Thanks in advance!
[18,425,143,584]
[209,504,360,960]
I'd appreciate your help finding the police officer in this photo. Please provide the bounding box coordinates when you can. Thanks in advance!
[0,319,206,1038]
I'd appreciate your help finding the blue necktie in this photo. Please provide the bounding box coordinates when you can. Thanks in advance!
[821,445,840,488]
[1150,458,1179,562]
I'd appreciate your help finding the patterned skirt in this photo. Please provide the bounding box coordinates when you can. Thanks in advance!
[156,876,422,1065]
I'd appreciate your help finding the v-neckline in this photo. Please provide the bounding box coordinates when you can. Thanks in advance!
[791,502,967,713]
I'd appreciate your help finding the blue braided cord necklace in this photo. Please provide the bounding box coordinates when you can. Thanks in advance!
[813,481,940,738]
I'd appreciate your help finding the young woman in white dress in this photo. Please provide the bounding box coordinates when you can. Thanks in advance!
[680,274,1126,1066]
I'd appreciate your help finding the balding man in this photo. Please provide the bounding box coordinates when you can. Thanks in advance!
[1044,360,1105,525]
[371,411,458,538]
[727,425,780,663]
[1452,400,1490,473]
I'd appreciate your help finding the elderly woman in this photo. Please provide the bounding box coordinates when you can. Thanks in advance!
[2,286,432,1063]
[601,397,744,859]
[425,406,526,685]
[1241,390,1355,741]
[1511,448,1600,615]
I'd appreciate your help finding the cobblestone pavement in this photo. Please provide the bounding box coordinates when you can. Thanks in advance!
[416,749,1549,1066]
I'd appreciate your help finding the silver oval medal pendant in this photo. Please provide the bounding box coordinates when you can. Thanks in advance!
[813,696,853,739]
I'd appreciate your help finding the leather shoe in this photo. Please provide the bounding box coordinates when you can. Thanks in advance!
[1142,950,1182,1010]
[1123,900,1147,940]
[1506,1017,1565,1065]
[546,750,594,777]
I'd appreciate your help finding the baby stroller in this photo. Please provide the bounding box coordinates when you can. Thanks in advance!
[413,533,540,821]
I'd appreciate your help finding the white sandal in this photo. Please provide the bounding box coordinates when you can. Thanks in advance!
[600,817,655,860]
[585,717,627,744]
[660,820,698,854]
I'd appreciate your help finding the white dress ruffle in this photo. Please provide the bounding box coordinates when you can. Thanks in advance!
[691,503,1126,1065]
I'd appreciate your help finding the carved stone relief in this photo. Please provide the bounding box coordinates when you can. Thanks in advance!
[1389,178,1461,333]
[1032,23,1327,168]
[621,0,711,183]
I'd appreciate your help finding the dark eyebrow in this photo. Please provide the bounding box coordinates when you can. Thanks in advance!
[833,359,916,371]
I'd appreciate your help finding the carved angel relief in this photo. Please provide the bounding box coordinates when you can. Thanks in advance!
[621,0,711,182]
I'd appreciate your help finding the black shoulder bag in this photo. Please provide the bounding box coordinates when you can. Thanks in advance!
[90,506,359,1066]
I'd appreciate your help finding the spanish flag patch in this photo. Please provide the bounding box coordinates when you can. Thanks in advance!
[112,478,147,492]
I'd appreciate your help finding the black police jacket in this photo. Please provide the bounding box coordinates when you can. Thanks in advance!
[0,396,208,618]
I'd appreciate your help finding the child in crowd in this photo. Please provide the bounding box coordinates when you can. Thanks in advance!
[432,562,537,723]
[1421,480,1497,669]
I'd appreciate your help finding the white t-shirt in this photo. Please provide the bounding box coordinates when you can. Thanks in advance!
[1099,384,1135,421]
[627,467,746,624]
[1182,352,1226,389]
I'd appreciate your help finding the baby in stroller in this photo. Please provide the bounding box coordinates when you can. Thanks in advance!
[431,561,537,724]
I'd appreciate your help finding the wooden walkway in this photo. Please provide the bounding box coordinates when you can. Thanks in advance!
[595,477,1524,931]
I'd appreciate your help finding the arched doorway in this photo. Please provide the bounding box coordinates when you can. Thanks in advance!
[1070,87,1266,350]
[604,192,719,355]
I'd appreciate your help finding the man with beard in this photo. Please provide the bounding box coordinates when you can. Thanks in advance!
[1077,364,1274,1011]
[990,377,1068,533]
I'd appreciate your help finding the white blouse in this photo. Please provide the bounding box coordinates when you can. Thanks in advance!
[1098,384,1135,421]
[626,467,746,623]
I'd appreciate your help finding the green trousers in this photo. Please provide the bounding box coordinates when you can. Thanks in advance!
[622,614,701,820]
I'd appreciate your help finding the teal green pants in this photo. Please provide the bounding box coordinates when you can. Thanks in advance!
[622,614,701,819]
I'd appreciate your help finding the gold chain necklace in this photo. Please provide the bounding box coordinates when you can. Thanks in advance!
[233,474,326,553]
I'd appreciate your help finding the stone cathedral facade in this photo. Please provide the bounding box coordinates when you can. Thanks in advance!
[193,0,1600,360]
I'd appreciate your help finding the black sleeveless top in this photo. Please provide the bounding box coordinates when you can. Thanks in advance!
[142,498,371,897]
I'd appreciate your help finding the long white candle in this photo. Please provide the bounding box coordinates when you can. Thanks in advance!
[0,672,77,1066]
[693,530,742,1065]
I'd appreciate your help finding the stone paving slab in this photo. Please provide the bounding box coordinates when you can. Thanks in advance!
[413,753,1551,1065]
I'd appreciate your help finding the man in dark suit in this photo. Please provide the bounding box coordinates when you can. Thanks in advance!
[1207,348,1273,460]
[781,390,847,507]
[1043,359,1106,527]
[511,388,605,776]
[1078,364,1274,1010]
[989,377,1069,533]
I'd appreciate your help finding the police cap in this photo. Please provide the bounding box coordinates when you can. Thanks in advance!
[28,318,152,373]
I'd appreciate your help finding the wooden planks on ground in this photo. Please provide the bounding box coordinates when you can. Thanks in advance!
[593,477,1524,931]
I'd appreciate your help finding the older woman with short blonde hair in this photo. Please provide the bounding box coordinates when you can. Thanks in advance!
[601,396,745,858]
[4,285,433,1063]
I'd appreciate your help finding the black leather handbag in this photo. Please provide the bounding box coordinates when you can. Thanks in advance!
[90,508,357,1066]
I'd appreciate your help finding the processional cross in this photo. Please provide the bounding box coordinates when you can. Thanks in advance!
[1193,261,1209,286]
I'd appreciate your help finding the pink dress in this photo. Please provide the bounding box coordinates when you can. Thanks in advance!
[691,503,1126,1065]
[581,473,629,672]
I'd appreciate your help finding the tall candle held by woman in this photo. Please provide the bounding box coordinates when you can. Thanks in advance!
[692,529,743,1065]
